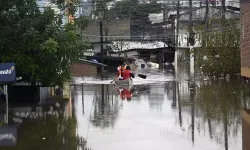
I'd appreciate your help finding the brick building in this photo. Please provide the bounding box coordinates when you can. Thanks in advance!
[240,0,250,77]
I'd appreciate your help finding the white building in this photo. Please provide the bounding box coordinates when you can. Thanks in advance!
[76,0,93,17]
[36,0,67,25]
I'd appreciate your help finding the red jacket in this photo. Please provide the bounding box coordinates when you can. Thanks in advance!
[116,88,131,100]
[122,70,135,80]
[122,70,131,80]
[116,65,127,77]
[122,89,131,99]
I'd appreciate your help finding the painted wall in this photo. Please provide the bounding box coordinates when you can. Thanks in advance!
[70,62,98,77]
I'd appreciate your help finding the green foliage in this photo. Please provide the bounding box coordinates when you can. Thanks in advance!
[194,18,240,77]
[75,16,92,37]
[0,0,90,87]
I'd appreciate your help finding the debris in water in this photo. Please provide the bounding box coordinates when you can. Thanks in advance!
[55,102,60,108]
[42,137,46,140]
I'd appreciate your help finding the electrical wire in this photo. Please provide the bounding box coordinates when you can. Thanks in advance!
[0,0,242,9]
[1,0,240,40]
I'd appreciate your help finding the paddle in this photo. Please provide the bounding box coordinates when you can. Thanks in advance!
[110,73,147,83]
[110,79,115,83]
[131,73,147,79]
[137,74,147,79]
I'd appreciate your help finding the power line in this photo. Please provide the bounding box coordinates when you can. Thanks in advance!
[82,26,239,39]
[0,1,242,9]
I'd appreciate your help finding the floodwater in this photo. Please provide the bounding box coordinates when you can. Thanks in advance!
[1,65,250,150]
[72,65,250,150]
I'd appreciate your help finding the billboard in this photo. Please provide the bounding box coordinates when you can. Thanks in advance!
[0,63,16,84]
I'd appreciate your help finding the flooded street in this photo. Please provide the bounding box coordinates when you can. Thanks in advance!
[72,66,250,150]
[0,0,243,149]
[2,65,250,150]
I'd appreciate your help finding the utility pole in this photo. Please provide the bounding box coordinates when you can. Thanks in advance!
[189,0,193,28]
[189,0,193,46]
[205,0,209,22]
[176,1,180,49]
[163,2,168,43]
[222,0,226,19]
[204,0,209,47]
[189,0,194,77]
[100,20,104,79]
[175,1,180,80]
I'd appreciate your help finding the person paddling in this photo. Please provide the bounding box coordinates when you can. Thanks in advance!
[122,66,135,80]
[116,63,127,80]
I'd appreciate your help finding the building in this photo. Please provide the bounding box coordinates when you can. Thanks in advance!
[70,59,107,77]
[178,6,239,48]
[36,0,69,25]
[76,0,93,17]
[82,18,131,56]
[240,0,250,77]
[108,41,174,63]
[83,18,131,43]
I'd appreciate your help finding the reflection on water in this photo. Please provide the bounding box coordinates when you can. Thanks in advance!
[74,73,250,150]
[0,100,89,150]
[2,66,250,150]
[90,85,120,128]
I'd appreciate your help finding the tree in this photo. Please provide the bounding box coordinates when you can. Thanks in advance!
[0,0,90,87]
[193,18,240,77]
[74,16,91,38]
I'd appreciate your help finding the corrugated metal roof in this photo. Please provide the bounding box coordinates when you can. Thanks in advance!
[110,41,168,51]
[74,59,107,67]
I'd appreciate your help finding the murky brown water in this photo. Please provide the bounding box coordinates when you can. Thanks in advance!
[1,65,250,150]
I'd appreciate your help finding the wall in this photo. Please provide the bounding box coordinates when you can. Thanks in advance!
[240,2,250,77]
[65,97,72,119]
[39,87,50,104]
[8,86,40,104]
[70,62,98,77]
[83,19,131,42]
